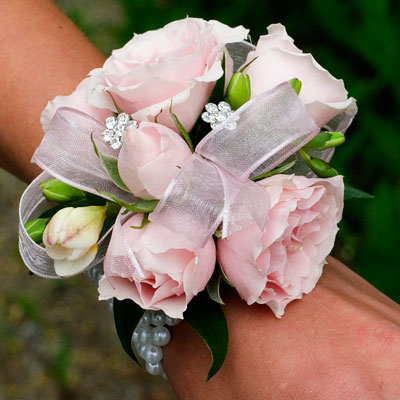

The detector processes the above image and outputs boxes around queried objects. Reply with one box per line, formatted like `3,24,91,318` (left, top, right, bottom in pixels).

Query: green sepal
24,218,50,243
289,78,302,95
169,103,194,152
98,190,158,213
130,213,150,229
304,131,345,150
91,135,131,192
39,179,86,203
154,109,163,124
106,91,124,114
206,264,225,305
113,298,144,366
184,290,228,381
251,160,296,182
298,148,339,178
344,184,374,200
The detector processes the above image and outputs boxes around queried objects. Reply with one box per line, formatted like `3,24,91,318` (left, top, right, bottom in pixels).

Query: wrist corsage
19,18,370,380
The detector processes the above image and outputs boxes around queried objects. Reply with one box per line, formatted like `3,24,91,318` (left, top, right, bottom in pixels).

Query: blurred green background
1,0,399,398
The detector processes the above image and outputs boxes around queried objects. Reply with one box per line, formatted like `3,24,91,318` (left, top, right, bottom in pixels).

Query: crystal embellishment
201,101,239,131
102,113,138,149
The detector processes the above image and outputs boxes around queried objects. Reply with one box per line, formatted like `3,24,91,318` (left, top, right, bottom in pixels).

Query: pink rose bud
118,121,192,199
218,174,344,318
242,24,356,127
43,206,106,277
99,214,216,319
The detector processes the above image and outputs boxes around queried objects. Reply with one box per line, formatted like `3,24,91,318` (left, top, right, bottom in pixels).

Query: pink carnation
98,214,216,318
218,174,344,317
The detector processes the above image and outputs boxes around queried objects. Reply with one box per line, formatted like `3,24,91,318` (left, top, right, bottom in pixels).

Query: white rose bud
43,206,106,277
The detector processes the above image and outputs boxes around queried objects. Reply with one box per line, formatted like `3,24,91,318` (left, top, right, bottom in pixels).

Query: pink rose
217,174,344,318
40,78,111,131
98,214,216,318
244,24,356,127
118,121,192,199
86,18,248,132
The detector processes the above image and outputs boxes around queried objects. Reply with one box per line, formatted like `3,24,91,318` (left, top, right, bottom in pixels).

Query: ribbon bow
150,82,319,247
18,82,318,278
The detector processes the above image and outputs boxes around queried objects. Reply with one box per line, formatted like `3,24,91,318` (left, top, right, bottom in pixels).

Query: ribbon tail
32,107,134,202
218,170,270,238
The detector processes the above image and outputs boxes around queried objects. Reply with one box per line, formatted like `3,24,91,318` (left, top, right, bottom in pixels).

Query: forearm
163,257,400,399
0,0,105,182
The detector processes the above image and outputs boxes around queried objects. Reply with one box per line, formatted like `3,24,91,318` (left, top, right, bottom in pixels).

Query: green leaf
184,290,228,381
251,160,296,181
206,265,225,305
24,218,50,243
344,184,374,200
113,298,144,366
91,135,131,192
298,148,339,178
98,190,158,213
105,200,122,218
169,103,194,152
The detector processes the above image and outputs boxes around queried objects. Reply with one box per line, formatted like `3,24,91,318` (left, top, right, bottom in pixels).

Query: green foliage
91,135,131,192
24,218,50,244
113,298,144,366
184,290,228,381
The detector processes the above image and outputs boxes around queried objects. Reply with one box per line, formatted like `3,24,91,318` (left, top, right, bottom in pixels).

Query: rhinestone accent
102,112,138,149
201,101,239,131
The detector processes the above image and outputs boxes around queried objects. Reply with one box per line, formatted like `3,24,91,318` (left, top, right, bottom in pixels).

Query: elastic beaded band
132,310,181,378
85,264,181,378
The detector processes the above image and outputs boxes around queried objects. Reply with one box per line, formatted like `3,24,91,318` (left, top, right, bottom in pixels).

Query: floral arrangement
19,18,369,380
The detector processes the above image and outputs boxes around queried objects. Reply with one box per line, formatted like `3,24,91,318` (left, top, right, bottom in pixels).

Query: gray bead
145,361,163,376
165,316,181,326
131,330,140,344
138,325,153,344
140,311,153,325
137,343,148,359
143,344,163,364
152,326,171,346
151,311,165,327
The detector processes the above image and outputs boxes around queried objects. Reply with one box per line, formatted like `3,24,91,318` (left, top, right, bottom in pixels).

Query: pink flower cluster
42,18,348,319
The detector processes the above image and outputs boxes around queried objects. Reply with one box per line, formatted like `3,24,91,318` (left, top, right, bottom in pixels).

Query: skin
1,1,400,398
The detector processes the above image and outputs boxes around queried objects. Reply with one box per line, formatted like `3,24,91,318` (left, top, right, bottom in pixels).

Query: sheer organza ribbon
150,82,319,247
19,82,319,277
18,108,135,279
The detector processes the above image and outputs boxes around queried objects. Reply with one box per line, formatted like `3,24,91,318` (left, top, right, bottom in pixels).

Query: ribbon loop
32,107,134,203
151,82,319,247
